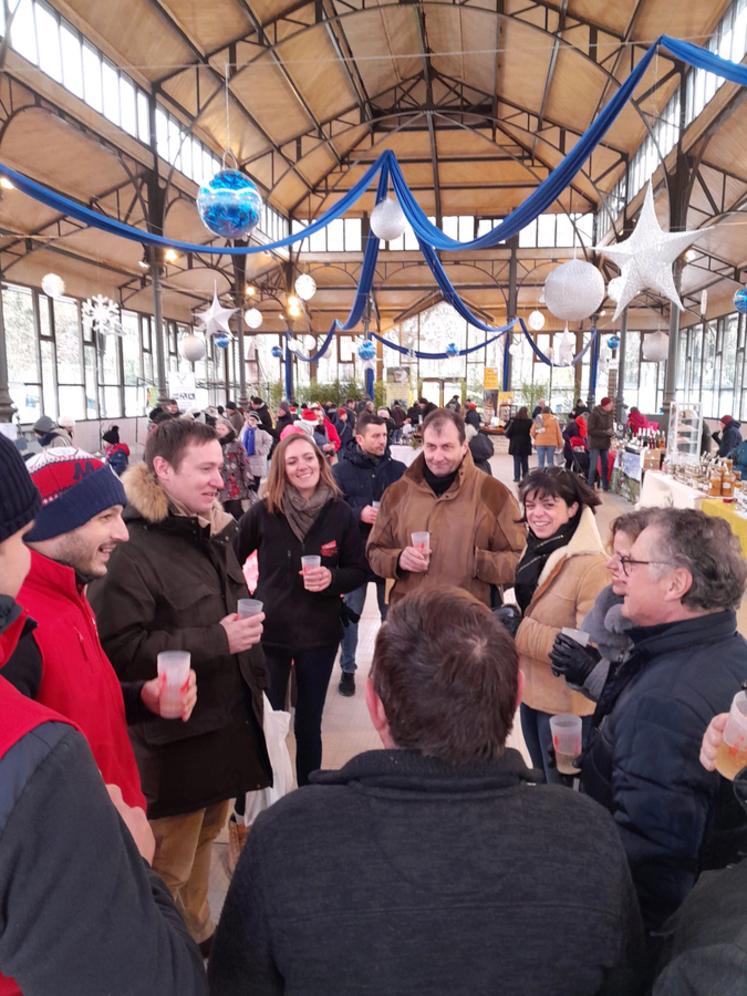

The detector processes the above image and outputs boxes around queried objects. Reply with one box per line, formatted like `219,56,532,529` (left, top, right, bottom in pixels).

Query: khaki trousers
150,799,230,943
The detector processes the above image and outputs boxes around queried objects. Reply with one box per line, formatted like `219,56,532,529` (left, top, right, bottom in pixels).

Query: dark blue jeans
520,703,591,785
266,645,337,786
512,454,529,482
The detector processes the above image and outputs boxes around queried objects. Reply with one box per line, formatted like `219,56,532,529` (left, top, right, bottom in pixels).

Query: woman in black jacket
504,406,533,482
236,434,367,785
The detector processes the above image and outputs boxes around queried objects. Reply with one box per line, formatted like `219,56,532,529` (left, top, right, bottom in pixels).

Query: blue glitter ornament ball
734,288,747,314
358,340,376,361
214,332,231,349
607,335,620,350
446,342,459,357
271,345,283,358
197,169,263,239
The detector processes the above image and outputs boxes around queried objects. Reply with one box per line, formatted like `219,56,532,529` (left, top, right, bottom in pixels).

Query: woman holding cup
512,468,608,783
236,434,367,785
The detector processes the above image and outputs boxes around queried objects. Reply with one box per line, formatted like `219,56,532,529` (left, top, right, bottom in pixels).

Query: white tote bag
243,692,295,826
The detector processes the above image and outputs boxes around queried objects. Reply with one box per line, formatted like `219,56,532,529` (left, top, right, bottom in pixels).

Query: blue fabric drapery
2,35,747,260
517,319,598,367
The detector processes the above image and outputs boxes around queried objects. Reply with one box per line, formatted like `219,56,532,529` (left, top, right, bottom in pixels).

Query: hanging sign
484,367,500,390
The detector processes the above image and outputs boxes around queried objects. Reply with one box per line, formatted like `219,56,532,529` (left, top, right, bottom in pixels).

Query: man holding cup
368,408,524,606
332,412,406,695
3,447,196,814
90,419,271,955
580,508,747,932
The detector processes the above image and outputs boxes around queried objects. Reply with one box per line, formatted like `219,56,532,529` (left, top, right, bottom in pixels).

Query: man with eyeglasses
580,508,747,936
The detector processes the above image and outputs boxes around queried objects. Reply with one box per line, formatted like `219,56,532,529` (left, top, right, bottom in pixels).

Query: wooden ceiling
0,0,743,337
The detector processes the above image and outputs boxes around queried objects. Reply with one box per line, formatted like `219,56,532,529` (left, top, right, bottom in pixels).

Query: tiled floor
209,448,636,922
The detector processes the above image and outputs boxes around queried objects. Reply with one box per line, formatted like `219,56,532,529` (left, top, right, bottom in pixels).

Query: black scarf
514,513,580,613
423,462,459,496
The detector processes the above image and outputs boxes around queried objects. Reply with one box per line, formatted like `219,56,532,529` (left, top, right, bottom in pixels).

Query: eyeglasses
618,555,674,577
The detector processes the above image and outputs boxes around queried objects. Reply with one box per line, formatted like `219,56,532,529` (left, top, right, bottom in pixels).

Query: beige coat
367,450,525,606
515,506,608,716
530,413,563,449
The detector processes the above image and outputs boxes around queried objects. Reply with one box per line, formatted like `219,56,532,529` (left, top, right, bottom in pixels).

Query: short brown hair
355,412,386,435
371,587,518,763
422,407,466,443
264,433,340,514
144,417,217,472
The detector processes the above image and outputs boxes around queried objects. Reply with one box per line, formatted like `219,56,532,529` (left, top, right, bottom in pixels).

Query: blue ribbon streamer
369,321,515,359
2,35,746,258
517,319,598,367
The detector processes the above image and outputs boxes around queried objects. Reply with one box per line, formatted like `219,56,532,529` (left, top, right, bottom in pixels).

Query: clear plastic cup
157,651,190,718
301,555,321,574
550,713,583,776
715,691,747,780
411,531,430,555
561,627,590,647
237,598,263,618
372,501,381,510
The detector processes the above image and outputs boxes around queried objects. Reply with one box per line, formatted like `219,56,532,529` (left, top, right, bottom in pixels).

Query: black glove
493,604,521,638
549,633,601,687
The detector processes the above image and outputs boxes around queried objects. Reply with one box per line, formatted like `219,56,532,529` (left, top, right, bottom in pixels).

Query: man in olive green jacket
367,409,525,606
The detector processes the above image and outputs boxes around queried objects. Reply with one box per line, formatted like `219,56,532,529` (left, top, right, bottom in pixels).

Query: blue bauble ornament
734,288,747,314
271,345,283,358
607,335,620,350
197,169,263,239
445,342,459,357
358,340,376,361
214,332,230,349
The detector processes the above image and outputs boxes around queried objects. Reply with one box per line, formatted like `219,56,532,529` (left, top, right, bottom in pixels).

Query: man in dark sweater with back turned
209,586,644,995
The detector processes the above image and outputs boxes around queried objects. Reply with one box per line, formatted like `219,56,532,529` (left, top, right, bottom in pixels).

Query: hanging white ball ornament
642,331,669,362
527,309,545,332
543,260,605,322
294,273,317,301
180,334,206,363
41,272,65,299
370,197,407,242
244,307,263,330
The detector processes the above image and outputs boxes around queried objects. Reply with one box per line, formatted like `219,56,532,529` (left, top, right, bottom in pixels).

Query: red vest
0,676,75,996
16,551,146,810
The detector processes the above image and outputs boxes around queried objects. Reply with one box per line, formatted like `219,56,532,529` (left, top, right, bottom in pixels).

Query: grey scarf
282,484,332,542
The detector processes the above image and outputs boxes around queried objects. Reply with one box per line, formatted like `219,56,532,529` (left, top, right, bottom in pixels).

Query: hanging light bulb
286,295,303,320
245,284,257,298
164,248,179,264
294,273,317,301
527,310,545,332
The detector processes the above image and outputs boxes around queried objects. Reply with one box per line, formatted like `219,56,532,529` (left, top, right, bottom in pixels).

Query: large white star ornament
195,289,237,336
594,182,710,320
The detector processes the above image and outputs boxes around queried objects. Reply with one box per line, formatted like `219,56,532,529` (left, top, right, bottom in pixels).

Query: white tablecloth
390,444,421,467
638,470,702,510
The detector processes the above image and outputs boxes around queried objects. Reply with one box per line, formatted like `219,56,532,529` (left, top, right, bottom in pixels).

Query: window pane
101,385,121,418
326,217,344,251
35,4,62,81
137,91,150,144
121,312,141,385
102,61,120,125
344,217,361,251
84,345,98,417
82,43,102,111
53,298,83,384
58,384,85,419
537,214,556,247
41,339,57,419
60,24,83,97
156,108,168,159
11,0,37,64
5,286,41,422
119,76,137,136
99,331,120,383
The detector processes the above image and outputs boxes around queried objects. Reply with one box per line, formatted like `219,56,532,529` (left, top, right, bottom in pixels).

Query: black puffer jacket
581,610,747,931
89,464,271,820
504,416,533,457
236,497,367,652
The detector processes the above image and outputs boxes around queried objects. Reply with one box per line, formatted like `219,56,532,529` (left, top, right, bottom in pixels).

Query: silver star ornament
594,182,709,320
195,288,237,336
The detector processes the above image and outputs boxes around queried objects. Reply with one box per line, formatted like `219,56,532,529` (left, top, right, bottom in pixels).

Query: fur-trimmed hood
537,505,605,587
122,462,170,523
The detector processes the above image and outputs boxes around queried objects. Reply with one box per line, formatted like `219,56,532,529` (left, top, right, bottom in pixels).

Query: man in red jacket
3,447,196,810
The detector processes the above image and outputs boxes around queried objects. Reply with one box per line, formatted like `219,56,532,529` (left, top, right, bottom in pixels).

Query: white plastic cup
715,691,747,780
550,713,583,776
411,531,430,555
561,627,590,647
237,598,263,618
157,651,190,718
372,501,381,510
301,555,321,574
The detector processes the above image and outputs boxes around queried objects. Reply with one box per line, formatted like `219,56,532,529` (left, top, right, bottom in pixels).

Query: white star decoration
594,182,709,320
195,288,237,336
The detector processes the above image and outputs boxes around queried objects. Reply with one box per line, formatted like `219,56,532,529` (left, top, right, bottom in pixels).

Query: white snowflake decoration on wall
82,294,123,336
